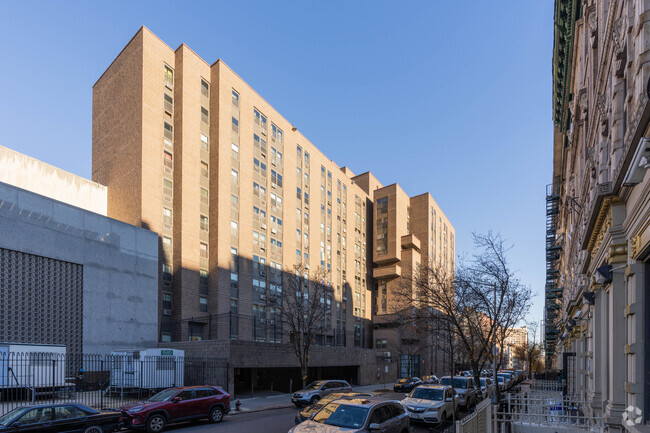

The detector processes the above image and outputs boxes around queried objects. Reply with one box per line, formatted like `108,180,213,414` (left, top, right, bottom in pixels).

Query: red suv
120,385,230,432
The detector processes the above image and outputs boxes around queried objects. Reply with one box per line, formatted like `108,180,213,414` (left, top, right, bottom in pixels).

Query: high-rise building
92,27,454,389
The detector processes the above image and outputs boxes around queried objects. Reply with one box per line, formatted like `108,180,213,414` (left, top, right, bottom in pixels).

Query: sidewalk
228,384,392,415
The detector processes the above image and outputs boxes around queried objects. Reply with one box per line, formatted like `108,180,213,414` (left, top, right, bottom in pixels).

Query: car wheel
310,395,320,404
209,406,224,423
83,426,104,433
146,414,167,433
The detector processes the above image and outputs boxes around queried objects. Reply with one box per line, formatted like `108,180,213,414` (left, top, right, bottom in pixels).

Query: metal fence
0,352,228,413
456,397,492,433
492,381,604,433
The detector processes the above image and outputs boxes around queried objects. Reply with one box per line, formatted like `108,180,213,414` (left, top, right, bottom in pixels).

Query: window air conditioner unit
260,294,266,300
260,247,266,252
271,229,277,234
163,309,172,316
261,129,266,135
383,352,391,358
261,224,267,230
260,271,267,277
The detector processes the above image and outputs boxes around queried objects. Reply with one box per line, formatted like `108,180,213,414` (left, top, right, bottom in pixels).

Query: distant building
91,26,455,389
0,145,158,355
504,326,527,369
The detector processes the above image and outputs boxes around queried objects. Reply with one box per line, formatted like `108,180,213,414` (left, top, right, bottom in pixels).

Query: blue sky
0,1,553,328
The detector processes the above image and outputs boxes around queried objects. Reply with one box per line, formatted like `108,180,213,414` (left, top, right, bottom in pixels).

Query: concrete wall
0,145,107,216
0,181,159,354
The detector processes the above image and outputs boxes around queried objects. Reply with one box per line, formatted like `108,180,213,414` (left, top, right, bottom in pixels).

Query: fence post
52,358,56,404
100,358,104,409
202,361,206,385
139,360,143,401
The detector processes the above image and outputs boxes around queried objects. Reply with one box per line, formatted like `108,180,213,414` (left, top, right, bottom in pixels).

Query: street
121,392,464,433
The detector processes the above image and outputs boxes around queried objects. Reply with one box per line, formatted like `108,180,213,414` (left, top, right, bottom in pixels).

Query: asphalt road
122,392,464,433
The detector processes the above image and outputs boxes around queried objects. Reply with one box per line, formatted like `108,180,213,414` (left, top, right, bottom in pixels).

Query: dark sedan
393,377,422,392
0,403,122,433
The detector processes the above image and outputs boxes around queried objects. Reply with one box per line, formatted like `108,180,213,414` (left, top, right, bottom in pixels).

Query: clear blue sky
0,1,553,329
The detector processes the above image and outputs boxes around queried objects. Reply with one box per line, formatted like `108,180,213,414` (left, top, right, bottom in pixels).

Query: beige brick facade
92,27,454,377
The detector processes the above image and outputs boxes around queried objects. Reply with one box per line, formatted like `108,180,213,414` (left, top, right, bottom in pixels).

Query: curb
227,404,295,416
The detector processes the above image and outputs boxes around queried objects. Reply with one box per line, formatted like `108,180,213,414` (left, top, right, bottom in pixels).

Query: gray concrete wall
0,181,158,354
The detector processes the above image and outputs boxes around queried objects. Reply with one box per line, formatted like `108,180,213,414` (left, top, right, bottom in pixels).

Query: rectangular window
232,117,239,134
200,188,209,205
199,296,208,312
200,133,209,151
305,152,310,166
201,161,209,178
201,79,209,97
232,142,239,160
297,187,302,200
163,179,173,198
162,236,172,251
199,269,208,294
163,151,173,170
232,89,239,107
376,197,388,254
201,107,209,124
200,215,209,231
164,65,174,87
163,122,173,141
200,242,208,258
162,293,172,311
163,207,172,226
231,169,239,184
164,93,173,113
271,124,283,143
231,221,238,237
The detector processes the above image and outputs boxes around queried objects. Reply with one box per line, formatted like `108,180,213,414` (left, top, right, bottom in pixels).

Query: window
163,151,173,171
164,93,173,113
201,188,209,205
304,152,310,166
297,187,302,200
231,169,239,184
162,236,172,251
232,142,239,159
201,79,209,97
231,194,238,209
231,221,238,237
200,215,208,231
232,89,239,107
201,107,209,124
376,339,387,349
200,133,209,151
271,170,283,187
201,161,209,178
376,197,388,254
297,145,302,161
162,293,172,312
199,296,208,312
163,121,173,141
199,269,208,293
254,109,267,130
164,65,173,86
304,192,309,205
200,242,208,258
232,117,239,134
271,124,283,143
163,207,172,225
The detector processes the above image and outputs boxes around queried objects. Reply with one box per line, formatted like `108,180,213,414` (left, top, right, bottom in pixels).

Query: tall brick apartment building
92,26,454,391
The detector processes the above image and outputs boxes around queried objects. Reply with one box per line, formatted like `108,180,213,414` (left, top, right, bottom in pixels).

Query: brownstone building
92,26,454,388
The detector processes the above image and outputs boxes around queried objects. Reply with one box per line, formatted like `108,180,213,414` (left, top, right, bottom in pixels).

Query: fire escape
545,182,562,366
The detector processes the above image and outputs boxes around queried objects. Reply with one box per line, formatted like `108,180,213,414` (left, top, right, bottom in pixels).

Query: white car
439,376,477,409
479,378,494,399
401,385,458,424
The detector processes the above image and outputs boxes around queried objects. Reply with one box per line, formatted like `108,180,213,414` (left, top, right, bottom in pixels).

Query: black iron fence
0,352,228,412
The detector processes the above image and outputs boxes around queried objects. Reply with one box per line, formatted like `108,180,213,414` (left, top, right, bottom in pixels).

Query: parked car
495,375,506,391
479,378,494,399
120,385,230,432
288,397,409,433
496,373,512,390
460,370,473,377
0,403,122,433
401,385,458,424
292,380,353,407
515,370,526,382
294,392,375,424
439,376,477,409
420,375,439,384
393,377,422,392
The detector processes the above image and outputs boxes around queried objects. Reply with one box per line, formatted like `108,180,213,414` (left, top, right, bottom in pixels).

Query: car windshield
440,378,468,389
0,408,27,426
304,381,325,391
480,379,489,386
147,388,179,402
409,388,444,401
497,377,504,383
312,402,369,429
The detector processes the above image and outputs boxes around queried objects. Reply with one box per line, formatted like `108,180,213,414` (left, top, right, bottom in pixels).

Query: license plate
411,414,420,419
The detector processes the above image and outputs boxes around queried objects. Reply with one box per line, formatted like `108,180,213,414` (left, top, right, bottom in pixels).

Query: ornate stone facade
549,0,650,430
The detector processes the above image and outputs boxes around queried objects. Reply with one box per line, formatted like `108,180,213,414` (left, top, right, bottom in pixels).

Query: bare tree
512,322,545,377
272,264,331,388
396,232,532,403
